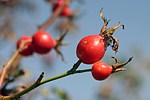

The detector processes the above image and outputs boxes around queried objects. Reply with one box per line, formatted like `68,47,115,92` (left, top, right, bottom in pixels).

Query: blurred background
0,0,150,100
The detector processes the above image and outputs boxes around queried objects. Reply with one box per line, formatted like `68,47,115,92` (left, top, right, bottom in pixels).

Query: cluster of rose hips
76,34,109,80
17,8,132,82
76,9,132,81
17,0,73,57
17,31,56,56
76,33,114,81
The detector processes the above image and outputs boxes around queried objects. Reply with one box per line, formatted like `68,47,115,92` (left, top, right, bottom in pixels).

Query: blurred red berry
91,61,112,80
60,6,72,17
32,31,56,54
76,34,105,64
52,0,72,17
17,36,33,56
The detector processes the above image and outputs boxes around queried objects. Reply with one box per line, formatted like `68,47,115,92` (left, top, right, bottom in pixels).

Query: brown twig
0,50,20,88
7,54,22,77
38,0,70,31
0,39,31,89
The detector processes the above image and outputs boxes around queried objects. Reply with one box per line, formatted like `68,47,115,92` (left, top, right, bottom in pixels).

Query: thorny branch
0,56,132,100
0,60,83,100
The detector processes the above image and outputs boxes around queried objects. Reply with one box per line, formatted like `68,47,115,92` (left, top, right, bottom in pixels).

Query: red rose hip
17,36,33,56
60,6,71,17
52,0,71,17
76,34,105,64
32,31,56,54
91,61,112,80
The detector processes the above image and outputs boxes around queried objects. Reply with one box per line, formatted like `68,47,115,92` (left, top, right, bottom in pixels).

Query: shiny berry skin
76,34,105,64
91,62,112,80
17,36,33,56
32,31,56,54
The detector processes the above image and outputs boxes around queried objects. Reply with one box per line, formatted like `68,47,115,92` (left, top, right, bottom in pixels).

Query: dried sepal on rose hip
76,9,125,64
111,56,133,73
99,9,124,53
32,31,56,54
54,30,68,61
91,57,133,81
17,36,34,56
76,34,105,64
32,30,68,60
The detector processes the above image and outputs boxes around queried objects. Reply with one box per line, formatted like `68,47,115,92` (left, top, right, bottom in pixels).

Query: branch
0,50,20,88
0,39,31,89
0,67,91,100
68,59,82,74
38,0,70,31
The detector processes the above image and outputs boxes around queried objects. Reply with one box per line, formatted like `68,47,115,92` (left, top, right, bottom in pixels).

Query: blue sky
35,1,150,100
1,0,150,100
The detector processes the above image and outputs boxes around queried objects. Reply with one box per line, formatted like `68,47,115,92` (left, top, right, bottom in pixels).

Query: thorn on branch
68,59,82,74
35,72,44,85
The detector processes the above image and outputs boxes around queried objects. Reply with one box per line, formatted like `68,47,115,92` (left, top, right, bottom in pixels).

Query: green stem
0,64,91,100
41,68,91,85
68,59,82,74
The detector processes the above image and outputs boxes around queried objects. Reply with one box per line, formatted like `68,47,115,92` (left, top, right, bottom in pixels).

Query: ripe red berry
32,31,56,54
91,62,112,80
17,36,33,56
76,34,105,64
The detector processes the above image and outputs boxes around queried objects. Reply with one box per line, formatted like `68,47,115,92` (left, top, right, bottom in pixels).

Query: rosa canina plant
0,6,132,100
